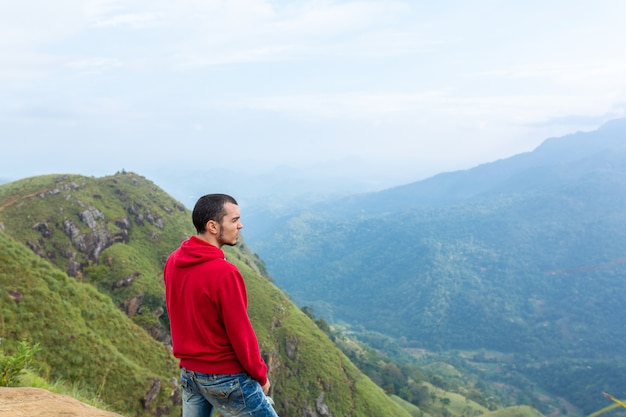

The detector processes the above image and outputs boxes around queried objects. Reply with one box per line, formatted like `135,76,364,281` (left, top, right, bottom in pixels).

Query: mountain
242,118,626,416
0,172,415,417
302,117,626,216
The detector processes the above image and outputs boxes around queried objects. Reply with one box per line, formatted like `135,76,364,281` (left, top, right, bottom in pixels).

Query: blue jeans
180,368,279,417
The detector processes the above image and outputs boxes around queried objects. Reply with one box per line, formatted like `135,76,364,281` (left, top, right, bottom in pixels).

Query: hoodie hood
172,236,225,267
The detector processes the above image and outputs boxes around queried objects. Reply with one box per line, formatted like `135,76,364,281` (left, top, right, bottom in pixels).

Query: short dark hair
192,194,238,233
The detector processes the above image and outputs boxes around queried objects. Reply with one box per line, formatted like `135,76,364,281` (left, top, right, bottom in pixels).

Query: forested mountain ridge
0,172,416,417
243,118,626,416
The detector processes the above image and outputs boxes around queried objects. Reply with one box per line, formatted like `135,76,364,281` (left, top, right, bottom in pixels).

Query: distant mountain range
303,117,626,215
241,118,626,415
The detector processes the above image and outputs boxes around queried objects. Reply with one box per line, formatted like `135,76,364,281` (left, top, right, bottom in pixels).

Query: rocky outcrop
141,378,161,409
79,206,105,229
315,392,334,417
66,257,82,278
62,205,112,262
7,289,23,302
59,206,128,265
32,221,53,237
127,202,164,229
123,293,144,317
112,272,141,289
0,387,124,417
114,216,131,230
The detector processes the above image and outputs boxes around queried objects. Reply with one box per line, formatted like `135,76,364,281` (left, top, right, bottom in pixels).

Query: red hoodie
164,236,268,385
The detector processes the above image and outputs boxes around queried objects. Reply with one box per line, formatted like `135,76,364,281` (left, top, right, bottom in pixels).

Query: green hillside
481,406,544,417
0,229,180,415
0,172,418,417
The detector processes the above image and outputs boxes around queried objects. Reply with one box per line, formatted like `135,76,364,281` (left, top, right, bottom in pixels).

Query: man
164,194,278,417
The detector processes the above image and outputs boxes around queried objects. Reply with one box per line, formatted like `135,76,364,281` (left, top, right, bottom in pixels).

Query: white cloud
83,0,162,28
93,12,160,28
166,0,417,67
2,0,626,184
65,57,124,73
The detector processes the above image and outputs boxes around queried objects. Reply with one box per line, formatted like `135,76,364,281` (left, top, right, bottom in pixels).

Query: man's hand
262,379,271,395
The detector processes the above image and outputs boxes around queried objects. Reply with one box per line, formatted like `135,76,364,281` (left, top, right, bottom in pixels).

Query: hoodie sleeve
216,266,268,385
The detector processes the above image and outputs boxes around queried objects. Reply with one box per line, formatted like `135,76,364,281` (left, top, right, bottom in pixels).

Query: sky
2,0,626,193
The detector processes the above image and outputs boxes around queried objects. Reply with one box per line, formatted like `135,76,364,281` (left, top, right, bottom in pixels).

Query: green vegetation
481,406,544,417
303,307,499,417
0,228,181,416
0,339,41,386
0,172,424,417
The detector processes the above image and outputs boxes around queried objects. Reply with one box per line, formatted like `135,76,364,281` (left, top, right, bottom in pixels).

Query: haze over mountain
240,118,626,416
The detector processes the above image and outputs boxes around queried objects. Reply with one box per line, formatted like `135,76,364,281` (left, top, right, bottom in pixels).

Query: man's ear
206,220,219,234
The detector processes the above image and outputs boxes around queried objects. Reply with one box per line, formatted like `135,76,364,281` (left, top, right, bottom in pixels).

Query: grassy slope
0,230,180,416
0,172,414,417
481,406,545,417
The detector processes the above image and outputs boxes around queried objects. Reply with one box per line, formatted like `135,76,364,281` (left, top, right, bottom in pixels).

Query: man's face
216,202,243,247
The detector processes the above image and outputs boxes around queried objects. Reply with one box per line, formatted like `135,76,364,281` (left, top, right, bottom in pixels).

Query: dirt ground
0,387,125,417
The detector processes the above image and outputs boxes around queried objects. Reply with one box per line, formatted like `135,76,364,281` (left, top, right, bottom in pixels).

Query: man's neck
196,232,222,248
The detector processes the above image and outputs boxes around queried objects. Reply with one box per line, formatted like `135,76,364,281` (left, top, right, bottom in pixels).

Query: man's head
192,194,242,247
